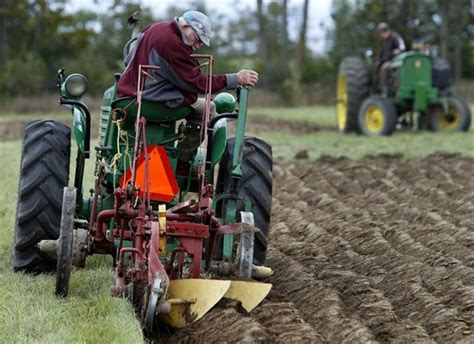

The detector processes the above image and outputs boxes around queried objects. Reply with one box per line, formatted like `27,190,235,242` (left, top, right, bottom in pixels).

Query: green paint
111,97,192,122
72,107,85,153
391,52,438,111
223,198,237,259
211,121,227,167
232,87,250,177
214,92,236,114
414,83,427,111
72,107,86,209
99,85,115,145
79,196,115,221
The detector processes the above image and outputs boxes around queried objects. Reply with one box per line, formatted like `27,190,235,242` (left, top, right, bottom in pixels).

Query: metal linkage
190,54,214,198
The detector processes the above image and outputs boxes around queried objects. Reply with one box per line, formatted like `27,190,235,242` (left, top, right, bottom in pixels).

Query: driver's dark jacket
379,32,405,64
117,19,238,108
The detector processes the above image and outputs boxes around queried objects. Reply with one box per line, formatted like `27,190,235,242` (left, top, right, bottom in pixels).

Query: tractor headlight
63,74,88,98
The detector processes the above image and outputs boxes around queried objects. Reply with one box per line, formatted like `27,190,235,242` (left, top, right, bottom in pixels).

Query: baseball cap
376,22,389,32
182,11,211,46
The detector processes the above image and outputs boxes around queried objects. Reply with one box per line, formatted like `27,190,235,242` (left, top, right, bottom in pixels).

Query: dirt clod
295,149,309,160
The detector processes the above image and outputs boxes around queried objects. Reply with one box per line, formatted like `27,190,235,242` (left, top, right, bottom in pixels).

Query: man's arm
162,42,258,93
392,33,405,56
165,46,235,93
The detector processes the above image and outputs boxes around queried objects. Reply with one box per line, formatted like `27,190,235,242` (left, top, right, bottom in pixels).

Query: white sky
67,0,333,54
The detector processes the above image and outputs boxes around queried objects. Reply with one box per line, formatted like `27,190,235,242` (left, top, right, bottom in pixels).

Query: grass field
0,105,473,342
0,141,144,343
249,105,474,160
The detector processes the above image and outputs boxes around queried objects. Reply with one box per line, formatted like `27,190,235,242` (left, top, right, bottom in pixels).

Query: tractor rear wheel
358,95,397,136
337,57,370,133
12,120,71,273
216,137,273,265
429,96,471,132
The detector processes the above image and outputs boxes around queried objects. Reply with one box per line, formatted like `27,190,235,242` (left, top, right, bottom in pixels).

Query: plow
12,54,273,335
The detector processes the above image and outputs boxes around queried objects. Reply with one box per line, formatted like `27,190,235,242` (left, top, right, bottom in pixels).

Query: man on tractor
117,10,259,169
376,22,405,96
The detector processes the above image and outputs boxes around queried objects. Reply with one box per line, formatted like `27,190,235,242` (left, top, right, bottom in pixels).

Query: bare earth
171,154,474,343
0,117,324,141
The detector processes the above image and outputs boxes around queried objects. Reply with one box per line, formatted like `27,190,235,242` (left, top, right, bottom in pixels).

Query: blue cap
182,11,211,46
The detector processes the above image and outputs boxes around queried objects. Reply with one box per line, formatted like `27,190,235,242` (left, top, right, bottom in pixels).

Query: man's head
178,11,211,50
376,22,391,39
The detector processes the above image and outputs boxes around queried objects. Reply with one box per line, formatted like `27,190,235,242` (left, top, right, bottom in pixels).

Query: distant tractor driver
376,22,405,95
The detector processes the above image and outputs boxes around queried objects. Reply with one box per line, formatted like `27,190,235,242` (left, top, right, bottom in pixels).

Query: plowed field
171,154,474,343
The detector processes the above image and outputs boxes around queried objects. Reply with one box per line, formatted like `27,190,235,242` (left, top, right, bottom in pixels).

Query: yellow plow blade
224,281,272,312
159,279,231,328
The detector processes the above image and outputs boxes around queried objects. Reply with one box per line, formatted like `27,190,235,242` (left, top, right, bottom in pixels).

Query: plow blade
159,279,231,328
224,281,272,312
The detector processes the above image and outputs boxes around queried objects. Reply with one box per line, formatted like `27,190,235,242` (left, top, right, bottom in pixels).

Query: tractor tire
11,120,71,273
358,95,397,136
216,137,273,265
429,96,472,132
432,58,452,92
337,57,370,133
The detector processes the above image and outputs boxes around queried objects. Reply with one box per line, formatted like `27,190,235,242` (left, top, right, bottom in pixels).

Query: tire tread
217,136,273,265
12,120,70,273
338,57,370,132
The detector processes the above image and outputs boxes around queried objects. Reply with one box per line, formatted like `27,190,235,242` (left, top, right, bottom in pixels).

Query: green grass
251,106,336,128
0,141,144,343
0,112,70,123
248,104,474,161
254,130,474,161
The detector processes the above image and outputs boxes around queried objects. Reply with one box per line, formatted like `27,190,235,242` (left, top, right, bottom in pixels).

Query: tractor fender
72,106,86,154
211,118,227,168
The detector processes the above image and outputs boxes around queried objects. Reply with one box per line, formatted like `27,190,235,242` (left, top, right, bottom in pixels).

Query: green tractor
11,56,273,333
336,50,471,135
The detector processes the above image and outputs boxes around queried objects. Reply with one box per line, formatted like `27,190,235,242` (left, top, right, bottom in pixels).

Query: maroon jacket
117,19,238,108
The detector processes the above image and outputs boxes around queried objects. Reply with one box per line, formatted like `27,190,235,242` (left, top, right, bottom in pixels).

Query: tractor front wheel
429,96,472,132
216,137,273,265
358,96,397,136
11,120,71,273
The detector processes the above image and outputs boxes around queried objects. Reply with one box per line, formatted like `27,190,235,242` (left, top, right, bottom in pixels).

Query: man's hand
393,49,401,55
237,70,259,86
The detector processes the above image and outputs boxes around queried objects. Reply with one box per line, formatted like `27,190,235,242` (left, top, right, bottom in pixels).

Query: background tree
0,0,472,105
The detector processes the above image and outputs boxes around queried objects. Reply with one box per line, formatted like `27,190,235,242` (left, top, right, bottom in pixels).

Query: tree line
0,0,472,104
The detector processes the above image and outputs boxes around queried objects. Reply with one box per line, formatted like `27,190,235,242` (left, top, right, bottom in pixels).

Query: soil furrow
165,154,474,343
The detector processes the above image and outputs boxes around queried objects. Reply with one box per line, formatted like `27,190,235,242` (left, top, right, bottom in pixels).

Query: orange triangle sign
121,145,179,202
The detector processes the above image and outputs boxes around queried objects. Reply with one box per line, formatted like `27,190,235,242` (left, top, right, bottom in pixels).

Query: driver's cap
376,22,389,32
182,11,211,46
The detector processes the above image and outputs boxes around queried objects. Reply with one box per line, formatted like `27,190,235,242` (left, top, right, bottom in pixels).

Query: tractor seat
111,97,194,122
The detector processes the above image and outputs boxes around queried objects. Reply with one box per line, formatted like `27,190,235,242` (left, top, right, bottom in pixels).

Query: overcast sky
68,0,333,54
